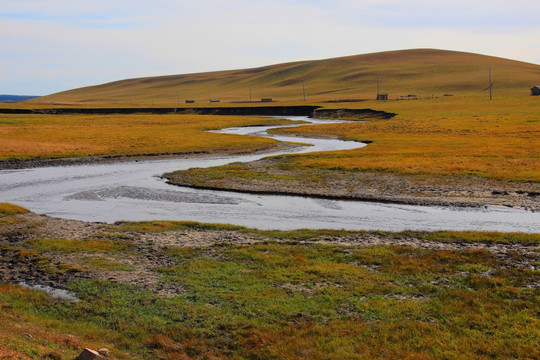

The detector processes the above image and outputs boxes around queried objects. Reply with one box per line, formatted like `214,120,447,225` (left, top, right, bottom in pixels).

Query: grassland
0,113,296,162
0,209,539,359
25,49,540,106
285,96,540,181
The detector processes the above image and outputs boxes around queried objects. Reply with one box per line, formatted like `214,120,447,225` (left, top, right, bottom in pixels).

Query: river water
0,116,538,232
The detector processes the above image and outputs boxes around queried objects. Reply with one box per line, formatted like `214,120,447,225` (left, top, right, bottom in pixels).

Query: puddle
19,282,79,302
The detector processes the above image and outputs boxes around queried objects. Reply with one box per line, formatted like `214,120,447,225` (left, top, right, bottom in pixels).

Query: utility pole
301,80,306,101
177,91,180,106
208,90,211,104
377,75,380,99
489,67,493,101
151,95,154,107
249,86,252,103
482,67,494,100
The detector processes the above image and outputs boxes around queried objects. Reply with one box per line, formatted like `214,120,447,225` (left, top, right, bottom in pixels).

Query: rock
44,352,62,360
75,348,109,360
98,348,111,357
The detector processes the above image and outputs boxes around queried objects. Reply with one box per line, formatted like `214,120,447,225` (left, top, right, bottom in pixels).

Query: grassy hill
30,49,540,106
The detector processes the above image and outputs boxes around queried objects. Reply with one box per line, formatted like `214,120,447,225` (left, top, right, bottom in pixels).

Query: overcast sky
1,0,539,95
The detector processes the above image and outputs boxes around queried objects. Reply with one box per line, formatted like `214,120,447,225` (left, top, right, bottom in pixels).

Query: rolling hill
30,49,540,106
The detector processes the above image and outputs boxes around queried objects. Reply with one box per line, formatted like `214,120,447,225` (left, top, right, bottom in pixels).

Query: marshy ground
0,205,539,359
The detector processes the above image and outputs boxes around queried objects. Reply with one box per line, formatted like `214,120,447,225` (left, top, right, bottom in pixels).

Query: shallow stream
0,116,538,232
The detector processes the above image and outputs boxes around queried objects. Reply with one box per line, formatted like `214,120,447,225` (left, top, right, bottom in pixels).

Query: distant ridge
0,95,39,103
31,49,540,105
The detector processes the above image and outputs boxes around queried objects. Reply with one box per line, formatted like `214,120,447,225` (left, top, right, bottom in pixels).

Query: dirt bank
0,142,299,170
0,105,320,116
0,106,396,120
164,158,540,211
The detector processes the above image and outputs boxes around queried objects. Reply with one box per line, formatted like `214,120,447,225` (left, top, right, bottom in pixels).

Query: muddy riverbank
0,142,299,170
165,158,540,211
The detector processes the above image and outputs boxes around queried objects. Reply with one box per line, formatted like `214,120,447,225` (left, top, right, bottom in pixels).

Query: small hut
531,86,540,96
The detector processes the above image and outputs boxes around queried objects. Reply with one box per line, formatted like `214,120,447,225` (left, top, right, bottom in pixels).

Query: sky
1,0,539,95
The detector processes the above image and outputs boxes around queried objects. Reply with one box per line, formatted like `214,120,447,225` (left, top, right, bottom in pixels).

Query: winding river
0,116,538,232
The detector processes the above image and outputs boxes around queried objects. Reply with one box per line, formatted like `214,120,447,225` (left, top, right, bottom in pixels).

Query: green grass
24,238,134,253
1,242,538,359
113,220,540,245
113,220,245,233
1,206,538,358
406,230,540,244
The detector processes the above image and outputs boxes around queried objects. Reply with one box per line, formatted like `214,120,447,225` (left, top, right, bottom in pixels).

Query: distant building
531,86,540,96
376,93,388,100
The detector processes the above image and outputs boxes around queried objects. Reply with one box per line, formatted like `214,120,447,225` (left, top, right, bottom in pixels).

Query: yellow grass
0,114,293,160
272,96,540,182
0,203,29,217
26,49,540,106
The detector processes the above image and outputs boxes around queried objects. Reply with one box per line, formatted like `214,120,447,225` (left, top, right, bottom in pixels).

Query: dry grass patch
0,203,29,217
0,113,295,160
270,96,540,182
